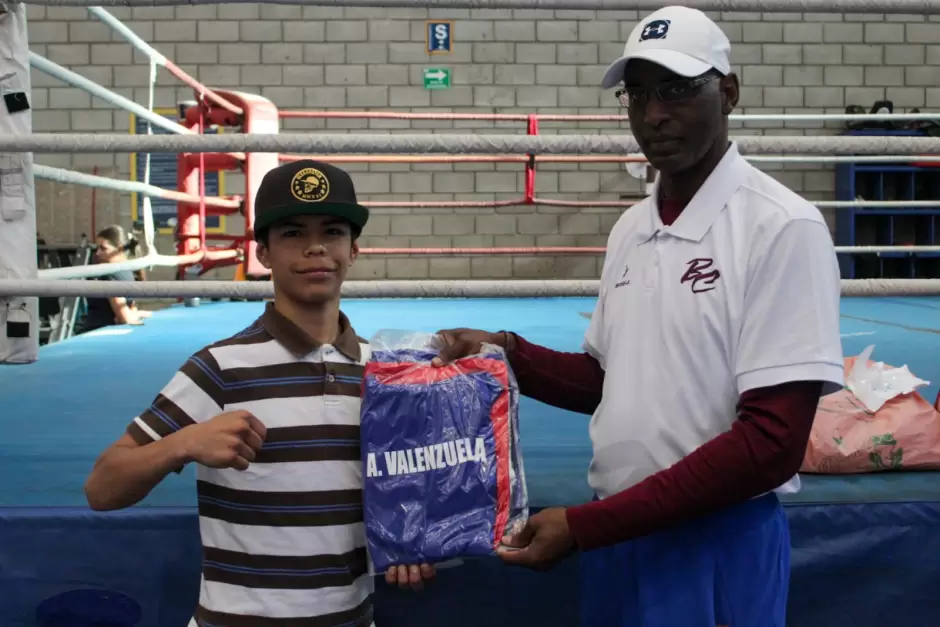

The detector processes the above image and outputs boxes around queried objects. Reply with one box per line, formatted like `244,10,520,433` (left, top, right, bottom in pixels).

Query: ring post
0,4,39,364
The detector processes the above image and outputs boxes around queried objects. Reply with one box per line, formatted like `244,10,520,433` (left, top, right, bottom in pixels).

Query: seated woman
74,225,148,334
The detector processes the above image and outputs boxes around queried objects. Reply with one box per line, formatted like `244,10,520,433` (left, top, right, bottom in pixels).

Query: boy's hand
385,563,436,591
179,410,267,471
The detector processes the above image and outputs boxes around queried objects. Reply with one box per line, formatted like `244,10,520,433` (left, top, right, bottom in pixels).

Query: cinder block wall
25,6,940,280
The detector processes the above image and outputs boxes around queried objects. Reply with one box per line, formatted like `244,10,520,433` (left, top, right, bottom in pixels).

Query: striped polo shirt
127,302,374,627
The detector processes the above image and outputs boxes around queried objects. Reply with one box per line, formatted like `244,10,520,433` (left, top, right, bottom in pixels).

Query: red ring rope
174,108,650,278
279,154,648,164
278,110,628,123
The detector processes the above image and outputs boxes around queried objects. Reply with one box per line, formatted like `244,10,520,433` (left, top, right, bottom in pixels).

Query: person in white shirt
434,7,844,627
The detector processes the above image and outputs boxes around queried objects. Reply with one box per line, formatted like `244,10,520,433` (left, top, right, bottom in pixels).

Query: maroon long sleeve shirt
503,197,824,551
506,332,822,551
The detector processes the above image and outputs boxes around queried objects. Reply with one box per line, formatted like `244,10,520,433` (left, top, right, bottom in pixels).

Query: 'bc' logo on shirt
681,258,720,293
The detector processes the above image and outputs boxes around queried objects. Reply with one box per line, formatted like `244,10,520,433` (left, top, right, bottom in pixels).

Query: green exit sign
423,68,451,90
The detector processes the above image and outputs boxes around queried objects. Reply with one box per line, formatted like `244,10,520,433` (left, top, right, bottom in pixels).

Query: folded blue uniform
360,334,528,572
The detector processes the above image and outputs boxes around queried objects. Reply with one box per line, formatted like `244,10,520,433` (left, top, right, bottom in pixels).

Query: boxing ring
3,1,940,625
1,297,939,627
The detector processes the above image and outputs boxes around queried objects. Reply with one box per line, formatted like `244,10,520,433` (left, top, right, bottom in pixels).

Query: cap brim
600,49,714,88
254,202,370,235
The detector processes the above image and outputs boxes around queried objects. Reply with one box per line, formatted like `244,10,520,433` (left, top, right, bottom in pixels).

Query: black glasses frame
615,73,720,107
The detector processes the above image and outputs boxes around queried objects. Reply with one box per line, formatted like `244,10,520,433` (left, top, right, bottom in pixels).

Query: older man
434,6,843,627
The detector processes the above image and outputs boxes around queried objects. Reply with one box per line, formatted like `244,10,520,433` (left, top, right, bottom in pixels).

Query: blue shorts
579,493,790,627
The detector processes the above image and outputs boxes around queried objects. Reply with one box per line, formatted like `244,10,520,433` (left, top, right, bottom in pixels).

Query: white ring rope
86,7,243,116
38,251,199,280
141,58,158,252
289,110,940,123
33,164,236,210
36,246,940,281
35,53,235,287
31,243,940,280
9,0,940,14
747,156,940,164
30,163,940,211
31,246,940,280
28,53,190,137
735,114,940,122
836,247,940,253
2,279,939,299
817,200,940,207
88,7,167,66
4,134,940,155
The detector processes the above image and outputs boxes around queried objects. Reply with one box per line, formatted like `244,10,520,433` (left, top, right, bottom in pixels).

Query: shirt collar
260,302,362,362
639,141,750,243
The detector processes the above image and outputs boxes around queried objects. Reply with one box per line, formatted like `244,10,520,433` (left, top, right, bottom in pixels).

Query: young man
434,7,843,627
85,160,433,627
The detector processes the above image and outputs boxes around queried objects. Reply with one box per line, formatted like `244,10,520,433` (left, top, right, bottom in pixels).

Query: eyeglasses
615,73,719,107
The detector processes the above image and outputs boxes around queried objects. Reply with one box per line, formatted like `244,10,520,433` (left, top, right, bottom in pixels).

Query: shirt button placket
645,237,660,290
325,347,336,386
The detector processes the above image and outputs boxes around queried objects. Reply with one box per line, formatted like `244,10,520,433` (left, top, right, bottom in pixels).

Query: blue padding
3,498,940,627
787,501,940,626
36,588,142,627
0,508,201,627
3,297,940,508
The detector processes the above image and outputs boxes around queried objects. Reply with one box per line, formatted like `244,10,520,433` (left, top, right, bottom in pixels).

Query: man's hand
385,563,437,591
179,410,267,471
496,508,577,571
432,328,508,367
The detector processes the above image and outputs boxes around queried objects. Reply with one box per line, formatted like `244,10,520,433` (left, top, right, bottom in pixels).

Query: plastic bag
360,330,529,572
845,345,930,412
801,349,940,474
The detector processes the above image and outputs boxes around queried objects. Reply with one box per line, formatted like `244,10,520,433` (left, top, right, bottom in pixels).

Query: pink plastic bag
801,356,940,474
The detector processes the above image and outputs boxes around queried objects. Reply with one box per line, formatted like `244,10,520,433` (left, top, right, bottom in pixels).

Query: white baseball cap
600,6,731,89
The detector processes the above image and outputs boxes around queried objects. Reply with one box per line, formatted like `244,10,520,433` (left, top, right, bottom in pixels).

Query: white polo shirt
583,142,844,500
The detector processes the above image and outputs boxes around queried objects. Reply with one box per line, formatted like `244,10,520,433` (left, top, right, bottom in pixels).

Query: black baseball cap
253,160,370,238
